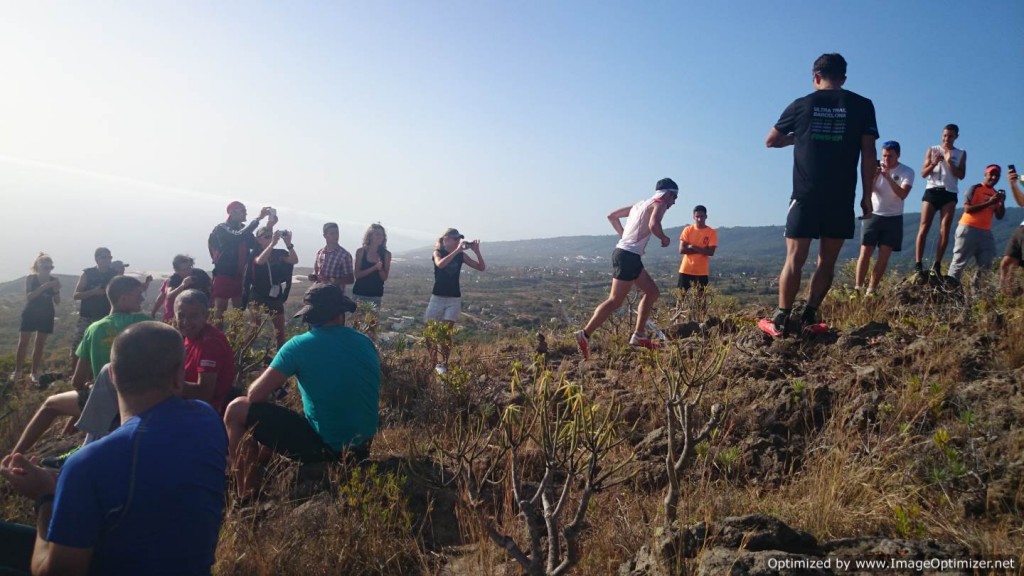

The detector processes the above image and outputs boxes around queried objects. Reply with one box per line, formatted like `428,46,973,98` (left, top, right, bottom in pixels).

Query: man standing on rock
574,178,679,359
854,140,914,296
765,53,878,334
208,201,276,319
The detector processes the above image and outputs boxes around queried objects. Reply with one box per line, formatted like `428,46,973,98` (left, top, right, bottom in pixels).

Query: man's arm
648,203,671,247
1009,169,1024,207
882,171,913,200
247,367,289,403
607,206,631,236
71,358,92,392
765,128,795,148
860,135,878,217
951,150,967,180
962,186,1002,214
183,372,219,404
338,251,355,286
72,273,102,301
921,147,940,178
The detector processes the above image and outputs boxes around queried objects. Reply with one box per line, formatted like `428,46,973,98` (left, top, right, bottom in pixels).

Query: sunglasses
40,264,54,270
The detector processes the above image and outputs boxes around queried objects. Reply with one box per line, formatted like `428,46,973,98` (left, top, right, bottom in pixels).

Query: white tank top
616,197,659,256
924,145,965,194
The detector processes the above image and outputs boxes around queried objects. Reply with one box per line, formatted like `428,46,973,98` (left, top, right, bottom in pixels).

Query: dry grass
1,280,1023,574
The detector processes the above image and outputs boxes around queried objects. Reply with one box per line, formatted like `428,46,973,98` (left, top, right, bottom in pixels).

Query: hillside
407,207,1024,274
1,274,1020,575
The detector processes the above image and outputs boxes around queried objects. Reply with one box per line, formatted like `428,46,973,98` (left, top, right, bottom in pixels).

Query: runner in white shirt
574,178,679,359
855,140,915,295
915,124,967,276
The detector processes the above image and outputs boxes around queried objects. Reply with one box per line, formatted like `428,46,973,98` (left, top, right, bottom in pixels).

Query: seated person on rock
224,282,380,500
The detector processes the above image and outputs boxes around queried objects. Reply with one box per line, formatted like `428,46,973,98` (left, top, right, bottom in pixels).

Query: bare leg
915,202,937,265
224,398,263,499
1001,256,1020,296
631,270,661,335
869,246,894,291
14,332,31,378
855,245,874,287
213,298,229,321
583,279,633,335
272,313,286,348
11,391,82,454
30,333,50,378
935,203,956,269
807,238,846,308
440,320,454,365
779,238,812,309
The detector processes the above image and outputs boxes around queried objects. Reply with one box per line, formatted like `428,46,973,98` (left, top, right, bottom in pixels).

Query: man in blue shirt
224,282,381,499
0,322,227,576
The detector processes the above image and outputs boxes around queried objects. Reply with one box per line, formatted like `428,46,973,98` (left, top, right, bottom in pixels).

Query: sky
1,0,1022,280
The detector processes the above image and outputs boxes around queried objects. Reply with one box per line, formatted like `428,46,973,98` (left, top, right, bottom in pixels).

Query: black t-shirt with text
774,88,878,203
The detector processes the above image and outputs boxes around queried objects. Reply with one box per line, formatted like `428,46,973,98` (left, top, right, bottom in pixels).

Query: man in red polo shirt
208,201,276,319
175,289,236,414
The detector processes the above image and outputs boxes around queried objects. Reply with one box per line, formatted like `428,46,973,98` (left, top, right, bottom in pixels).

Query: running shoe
629,334,659,350
771,308,789,334
800,306,818,326
434,363,448,375
29,374,40,385
574,330,590,360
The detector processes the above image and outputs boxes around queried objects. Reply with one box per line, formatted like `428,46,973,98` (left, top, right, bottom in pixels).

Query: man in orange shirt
678,205,718,299
947,165,1006,291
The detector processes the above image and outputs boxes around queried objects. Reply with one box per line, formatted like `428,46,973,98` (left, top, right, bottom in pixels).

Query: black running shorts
922,187,958,210
785,198,855,239
611,248,644,281
677,273,709,290
861,214,903,251
246,402,370,463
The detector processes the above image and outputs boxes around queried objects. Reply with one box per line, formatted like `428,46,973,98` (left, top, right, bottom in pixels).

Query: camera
460,241,469,250
269,207,277,219
279,229,291,237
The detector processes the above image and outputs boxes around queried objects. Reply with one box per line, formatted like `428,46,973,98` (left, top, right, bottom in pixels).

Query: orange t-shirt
959,184,999,231
678,225,717,276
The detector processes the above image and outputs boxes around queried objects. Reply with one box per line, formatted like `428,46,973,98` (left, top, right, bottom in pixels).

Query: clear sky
2,1,1022,280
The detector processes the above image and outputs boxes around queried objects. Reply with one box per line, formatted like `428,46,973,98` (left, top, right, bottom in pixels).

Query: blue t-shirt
48,397,227,576
270,325,380,451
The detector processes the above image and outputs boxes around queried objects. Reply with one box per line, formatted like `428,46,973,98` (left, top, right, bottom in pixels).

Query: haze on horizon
2,1,1022,281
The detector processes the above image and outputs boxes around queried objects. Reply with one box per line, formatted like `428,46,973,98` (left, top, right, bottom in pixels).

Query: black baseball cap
293,283,357,325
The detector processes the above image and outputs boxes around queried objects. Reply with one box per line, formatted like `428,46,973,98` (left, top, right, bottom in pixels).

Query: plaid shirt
314,245,353,283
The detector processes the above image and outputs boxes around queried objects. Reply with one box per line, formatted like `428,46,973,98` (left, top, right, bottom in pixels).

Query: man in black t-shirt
765,53,878,333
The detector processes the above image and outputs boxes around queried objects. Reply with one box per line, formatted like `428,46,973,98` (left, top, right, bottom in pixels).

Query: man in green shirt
9,276,150,456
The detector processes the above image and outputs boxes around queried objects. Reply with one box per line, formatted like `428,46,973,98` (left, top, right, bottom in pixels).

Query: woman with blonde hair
13,253,61,383
352,223,392,309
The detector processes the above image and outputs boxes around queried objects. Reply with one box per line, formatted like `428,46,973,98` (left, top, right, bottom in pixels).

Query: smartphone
1009,164,1017,172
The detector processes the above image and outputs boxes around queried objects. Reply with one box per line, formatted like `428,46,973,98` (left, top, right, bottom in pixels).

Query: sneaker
628,333,659,350
800,306,818,326
434,363,448,375
574,330,590,360
771,308,789,333
914,261,923,273
41,446,81,470
8,371,20,383
931,263,943,277
37,373,62,389
29,374,40,385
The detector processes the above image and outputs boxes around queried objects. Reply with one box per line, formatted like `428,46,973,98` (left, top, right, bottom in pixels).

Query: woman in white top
914,123,967,276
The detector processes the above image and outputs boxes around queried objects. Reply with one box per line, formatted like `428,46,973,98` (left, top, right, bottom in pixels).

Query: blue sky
1,1,1022,279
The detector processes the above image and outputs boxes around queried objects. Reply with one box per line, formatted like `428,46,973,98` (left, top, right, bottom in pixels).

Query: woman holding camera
425,227,485,374
246,226,298,347
13,253,61,383
352,223,392,309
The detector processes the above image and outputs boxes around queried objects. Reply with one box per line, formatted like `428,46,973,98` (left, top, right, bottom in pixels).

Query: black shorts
861,214,903,251
245,402,370,463
611,248,644,281
785,198,855,239
251,298,285,315
677,274,709,290
1005,226,1024,263
922,187,958,210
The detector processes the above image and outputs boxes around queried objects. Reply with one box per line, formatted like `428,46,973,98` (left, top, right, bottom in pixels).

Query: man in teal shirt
224,283,380,499
10,276,151,456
